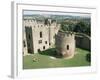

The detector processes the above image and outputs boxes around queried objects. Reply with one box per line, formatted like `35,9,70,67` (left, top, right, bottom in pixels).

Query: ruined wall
75,35,90,51
49,22,60,48
25,27,34,53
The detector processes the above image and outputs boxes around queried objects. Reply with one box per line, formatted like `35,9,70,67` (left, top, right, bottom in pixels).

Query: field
23,48,90,69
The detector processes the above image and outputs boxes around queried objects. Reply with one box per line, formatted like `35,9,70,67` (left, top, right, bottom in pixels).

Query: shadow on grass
39,48,62,58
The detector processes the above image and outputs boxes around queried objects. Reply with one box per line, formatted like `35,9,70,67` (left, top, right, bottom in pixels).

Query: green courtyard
23,48,91,69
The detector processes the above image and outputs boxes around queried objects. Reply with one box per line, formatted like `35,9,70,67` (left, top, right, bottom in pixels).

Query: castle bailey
23,16,89,59
55,31,75,58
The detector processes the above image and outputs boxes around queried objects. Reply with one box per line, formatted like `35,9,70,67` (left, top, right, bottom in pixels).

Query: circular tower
55,31,75,58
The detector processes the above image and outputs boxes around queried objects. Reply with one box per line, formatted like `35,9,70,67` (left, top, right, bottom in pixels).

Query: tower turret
55,31,75,58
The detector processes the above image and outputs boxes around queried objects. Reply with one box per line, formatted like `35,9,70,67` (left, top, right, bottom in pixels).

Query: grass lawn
23,48,91,69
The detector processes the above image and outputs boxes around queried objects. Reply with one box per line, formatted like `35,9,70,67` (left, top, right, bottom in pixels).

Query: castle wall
23,27,28,55
49,24,60,47
25,27,34,53
32,25,50,53
75,35,90,50
49,25,56,47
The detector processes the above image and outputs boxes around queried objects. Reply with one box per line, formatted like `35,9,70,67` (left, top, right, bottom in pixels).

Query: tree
74,21,90,36
61,23,68,31
60,20,90,36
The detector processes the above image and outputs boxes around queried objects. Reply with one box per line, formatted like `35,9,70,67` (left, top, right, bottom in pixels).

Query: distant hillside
23,14,90,21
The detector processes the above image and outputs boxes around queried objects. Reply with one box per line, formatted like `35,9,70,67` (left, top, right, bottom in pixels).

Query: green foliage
74,21,90,36
60,21,90,36
61,23,74,31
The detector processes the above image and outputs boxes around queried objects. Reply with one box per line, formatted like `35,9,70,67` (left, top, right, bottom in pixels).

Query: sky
23,10,91,18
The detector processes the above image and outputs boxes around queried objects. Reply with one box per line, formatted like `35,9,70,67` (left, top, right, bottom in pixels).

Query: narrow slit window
67,45,69,50
45,41,47,44
40,31,42,38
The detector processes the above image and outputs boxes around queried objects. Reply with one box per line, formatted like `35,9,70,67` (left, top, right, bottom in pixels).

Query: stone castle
23,17,60,55
23,16,76,58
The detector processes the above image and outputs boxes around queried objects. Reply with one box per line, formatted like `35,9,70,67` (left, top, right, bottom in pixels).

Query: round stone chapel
55,31,75,58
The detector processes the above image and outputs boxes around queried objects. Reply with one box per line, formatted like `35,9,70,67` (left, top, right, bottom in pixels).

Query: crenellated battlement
57,30,75,39
24,18,58,25
23,18,60,32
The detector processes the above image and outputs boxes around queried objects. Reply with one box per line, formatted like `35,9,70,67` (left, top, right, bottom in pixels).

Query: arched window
40,31,42,38
67,45,69,50
43,46,45,50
